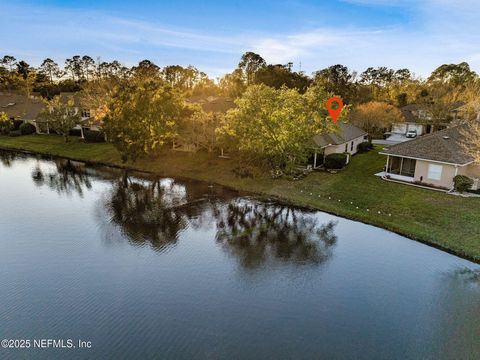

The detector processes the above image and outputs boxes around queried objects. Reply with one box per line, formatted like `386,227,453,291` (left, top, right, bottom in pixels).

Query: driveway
373,133,414,146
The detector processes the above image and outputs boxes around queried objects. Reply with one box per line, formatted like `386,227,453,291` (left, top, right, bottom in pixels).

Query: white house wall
323,135,367,157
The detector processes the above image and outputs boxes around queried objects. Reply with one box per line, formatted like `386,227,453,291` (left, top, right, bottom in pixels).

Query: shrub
357,141,373,153
12,120,23,130
19,122,36,135
0,113,13,135
232,165,254,178
68,128,82,137
453,175,473,193
8,130,22,137
84,129,106,143
324,153,348,169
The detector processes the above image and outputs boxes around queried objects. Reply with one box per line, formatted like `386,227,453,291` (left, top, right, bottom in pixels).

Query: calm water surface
0,152,479,359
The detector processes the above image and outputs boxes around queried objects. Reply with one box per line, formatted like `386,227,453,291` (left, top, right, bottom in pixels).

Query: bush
19,122,36,135
357,141,373,153
0,114,13,135
84,129,105,143
68,128,82,137
8,130,22,137
12,120,24,130
324,153,348,169
232,165,254,178
453,175,473,193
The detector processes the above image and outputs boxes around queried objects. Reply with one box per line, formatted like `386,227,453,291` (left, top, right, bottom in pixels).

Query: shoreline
1,135,479,264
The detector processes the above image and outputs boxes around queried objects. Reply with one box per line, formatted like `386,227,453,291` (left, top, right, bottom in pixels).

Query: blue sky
2,0,480,79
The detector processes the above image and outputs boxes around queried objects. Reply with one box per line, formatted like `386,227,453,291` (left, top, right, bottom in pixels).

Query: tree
462,121,480,163
1,55,17,71
16,60,32,80
219,69,246,98
103,80,186,162
17,70,37,97
65,55,83,81
191,74,218,97
314,64,355,101
219,84,332,172
39,58,61,83
0,111,13,135
238,52,266,85
428,62,477,86
417,85,464,125
161,65,200,92
255,64,311,93
81,55,95,81
349,101,404,136
177,107,221,152
131,59,160,80
359,66,397,101
38,96,82,142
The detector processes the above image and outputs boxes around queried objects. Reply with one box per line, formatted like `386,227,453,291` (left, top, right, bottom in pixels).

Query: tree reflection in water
21,155,338,267
216,200,337,269
98,173,338,267
98,174,236,252
450,268,480,286
0,150,19,167
101,175,188,252
31,159,92,196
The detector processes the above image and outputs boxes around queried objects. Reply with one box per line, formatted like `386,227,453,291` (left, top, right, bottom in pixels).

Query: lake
0,151,479,359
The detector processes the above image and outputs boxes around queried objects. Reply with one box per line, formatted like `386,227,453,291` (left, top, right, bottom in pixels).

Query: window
345,143,348,152
350,141,354,151
81,109,91,118
427,164,443,181
401,158,416,177
387,157,416,177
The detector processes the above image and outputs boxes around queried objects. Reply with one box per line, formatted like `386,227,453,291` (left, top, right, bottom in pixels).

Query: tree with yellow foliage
349,101,404,136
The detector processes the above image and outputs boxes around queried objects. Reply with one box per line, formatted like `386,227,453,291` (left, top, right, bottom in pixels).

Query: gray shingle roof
380,125,474,165
0,92,45,120
400,102,465,124
312,122,367,147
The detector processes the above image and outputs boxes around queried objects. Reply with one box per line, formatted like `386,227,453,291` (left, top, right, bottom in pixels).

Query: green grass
1,134,480,262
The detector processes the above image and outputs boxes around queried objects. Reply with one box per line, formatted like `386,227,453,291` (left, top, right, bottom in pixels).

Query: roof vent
442,136,450,140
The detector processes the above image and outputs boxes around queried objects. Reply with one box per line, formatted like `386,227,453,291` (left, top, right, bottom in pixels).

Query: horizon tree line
1,52,479,173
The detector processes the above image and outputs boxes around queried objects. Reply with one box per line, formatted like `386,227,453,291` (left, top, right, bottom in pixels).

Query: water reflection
100,175,189,251
98,174,242,252
97,172,337,267
450,267,480,285
26,157,338,267
0,150,18,167
31,159,92,196
216,200,337,268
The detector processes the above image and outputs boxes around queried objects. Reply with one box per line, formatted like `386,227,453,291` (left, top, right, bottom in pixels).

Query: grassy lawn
1,134,479,262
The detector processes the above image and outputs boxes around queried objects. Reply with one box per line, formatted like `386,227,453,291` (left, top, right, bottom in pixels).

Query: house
379,124,480,191
387,102,464,142
0,92,96,134
0,92,45,127
310,122,368,168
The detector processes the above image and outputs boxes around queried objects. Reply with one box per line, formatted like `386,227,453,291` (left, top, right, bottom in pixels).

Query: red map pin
325,96,343,123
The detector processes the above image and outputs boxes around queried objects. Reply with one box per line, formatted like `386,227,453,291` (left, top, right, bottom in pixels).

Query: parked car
406,129,417,138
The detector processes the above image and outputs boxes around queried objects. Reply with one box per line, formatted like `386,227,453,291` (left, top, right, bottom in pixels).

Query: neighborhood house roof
400,102,464,124
380,124,474,165
312,122,367,148
186,96,235,113
0,92,45,120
